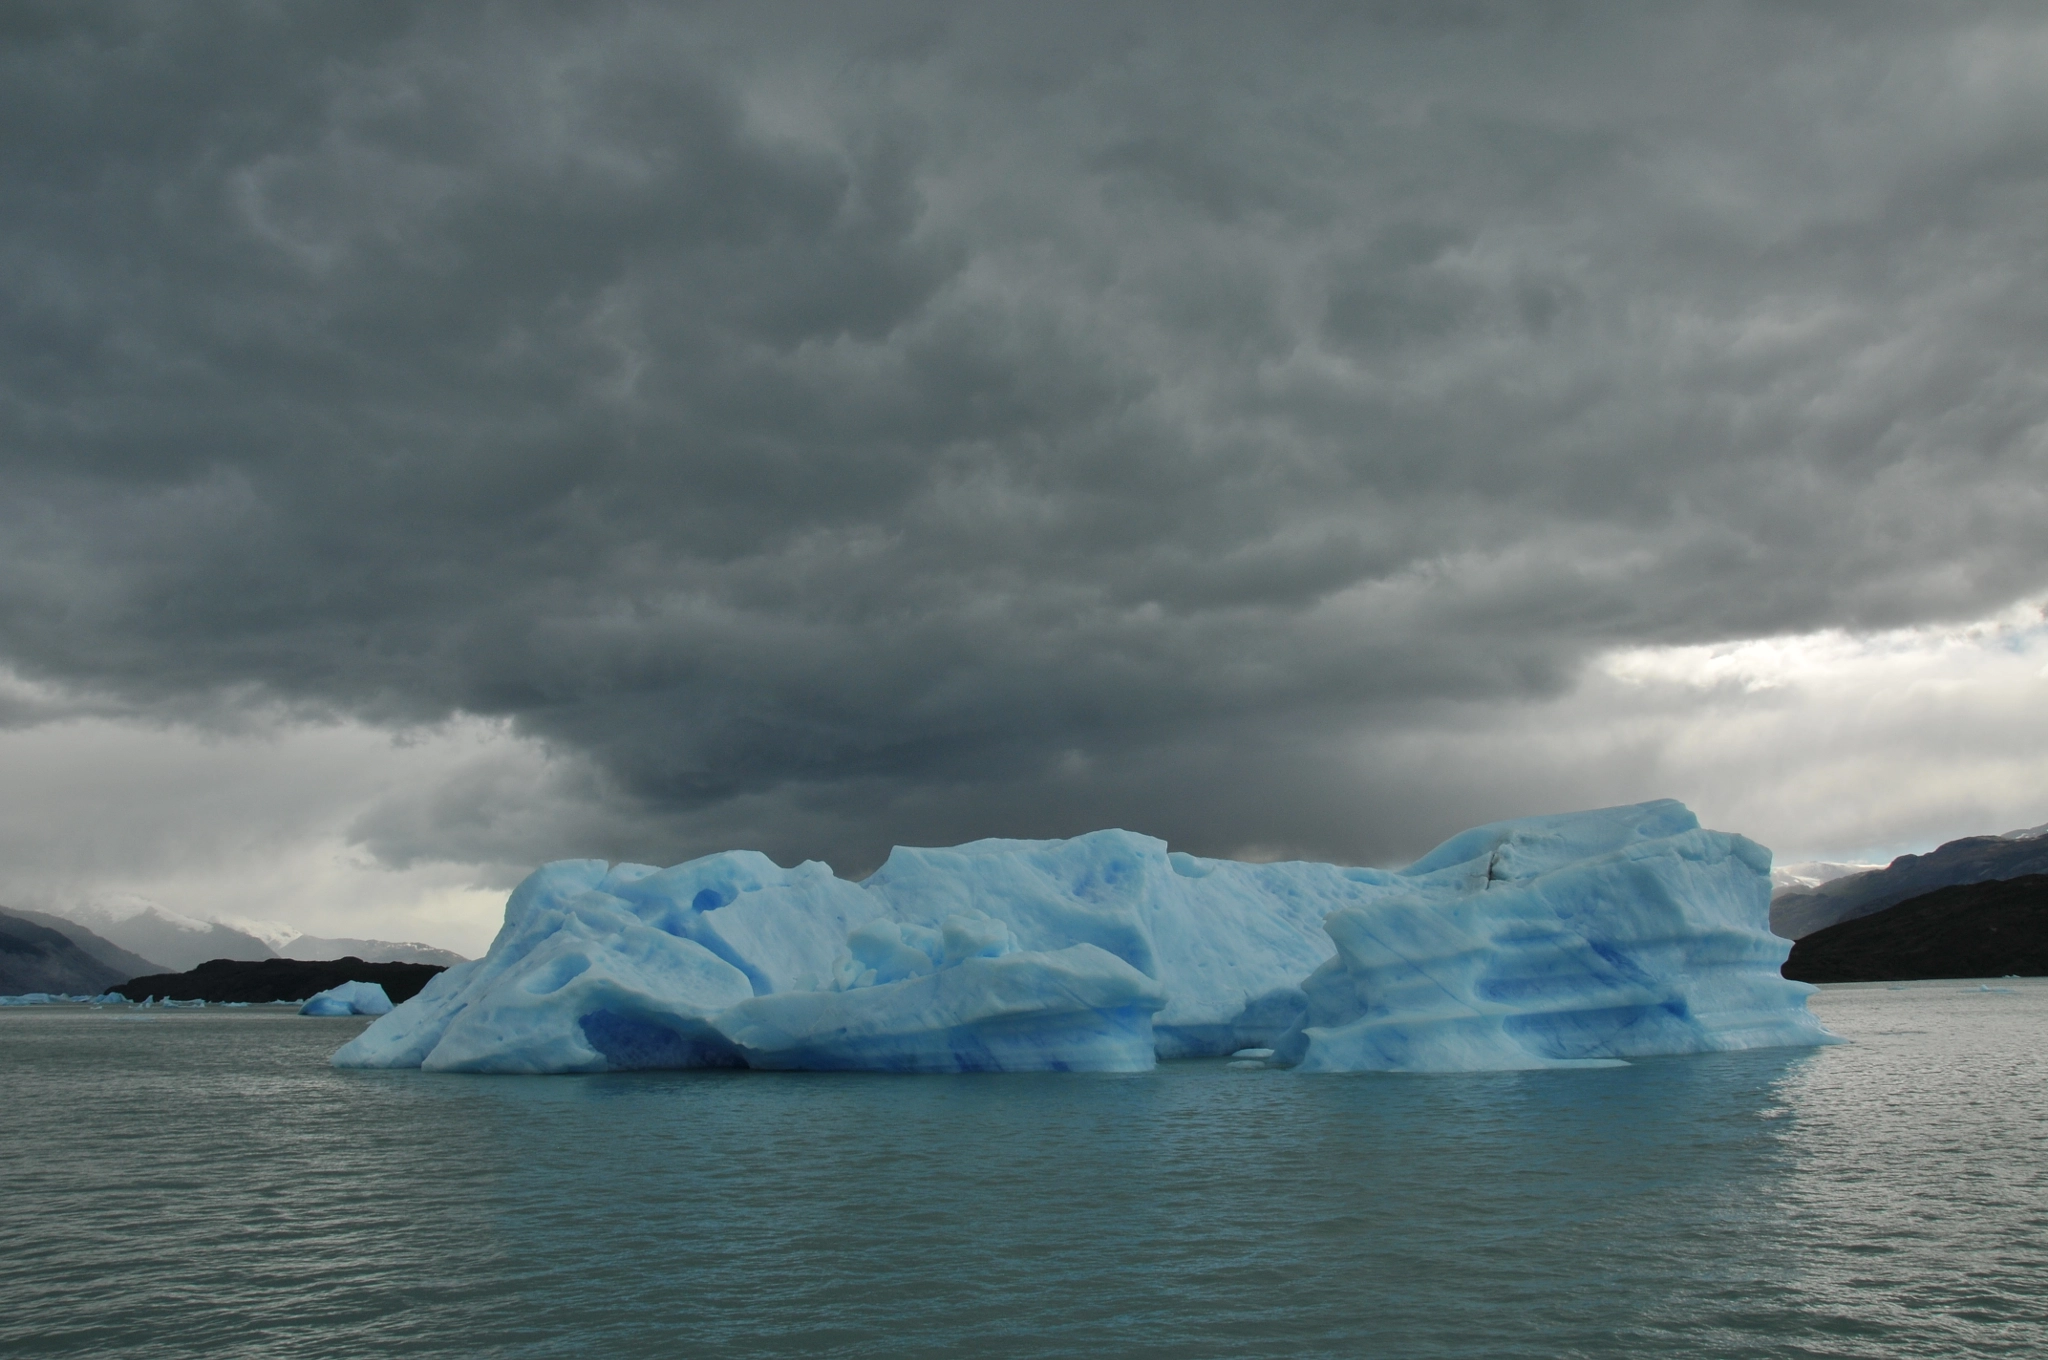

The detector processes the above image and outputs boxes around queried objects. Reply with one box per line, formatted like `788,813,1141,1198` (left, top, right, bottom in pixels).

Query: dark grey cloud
3,2,2046,874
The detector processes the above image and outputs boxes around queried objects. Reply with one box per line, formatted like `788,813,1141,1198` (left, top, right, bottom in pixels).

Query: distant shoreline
113,957,445,1005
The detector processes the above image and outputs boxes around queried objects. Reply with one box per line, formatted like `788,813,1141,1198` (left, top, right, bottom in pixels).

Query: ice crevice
332,799,1839,1075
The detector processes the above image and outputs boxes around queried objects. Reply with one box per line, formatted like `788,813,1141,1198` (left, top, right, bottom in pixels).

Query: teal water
2,982,2043,1358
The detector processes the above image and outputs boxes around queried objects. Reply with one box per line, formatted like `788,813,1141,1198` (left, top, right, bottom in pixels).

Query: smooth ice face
300,981,393,1017
722,943,1166,1073
1271,805,1840,1072
863,830,1385,1056
333,861,759,1073
332,799,1837,1075
602,852,887,995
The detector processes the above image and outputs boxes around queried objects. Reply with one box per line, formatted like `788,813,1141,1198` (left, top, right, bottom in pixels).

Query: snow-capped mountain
278,935,468,967
204,913,467,965
55,897,275,973
208,914,304,953
1769,860,1884,894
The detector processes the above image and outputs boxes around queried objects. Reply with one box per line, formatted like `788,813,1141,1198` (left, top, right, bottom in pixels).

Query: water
2,983,2043,1359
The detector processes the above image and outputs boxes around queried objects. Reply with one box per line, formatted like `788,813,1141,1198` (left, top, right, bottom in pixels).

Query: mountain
53,899,276,973
1770,827,2048,940
207,914,303,952
1770,860,1883,894
201,914,468,965
19,898,467,977
1781,875,2048,983
0,905,166,978
280,935,468,967
0,910,129,995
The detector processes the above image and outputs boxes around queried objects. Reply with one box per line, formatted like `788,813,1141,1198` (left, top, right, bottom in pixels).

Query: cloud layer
3,4,2045,911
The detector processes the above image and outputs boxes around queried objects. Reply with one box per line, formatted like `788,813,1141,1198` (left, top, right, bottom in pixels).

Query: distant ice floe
332,800,1838,1076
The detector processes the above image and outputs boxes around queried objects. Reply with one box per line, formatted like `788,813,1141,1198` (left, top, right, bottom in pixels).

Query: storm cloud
3,2,2046,900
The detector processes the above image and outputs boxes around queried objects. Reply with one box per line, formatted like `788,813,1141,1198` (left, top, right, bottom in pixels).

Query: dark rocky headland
1782,875,2048,984
117,957,446,1004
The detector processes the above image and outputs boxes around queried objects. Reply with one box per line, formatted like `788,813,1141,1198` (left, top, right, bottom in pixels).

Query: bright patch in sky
1590,599,2048,862
0,596,2041,952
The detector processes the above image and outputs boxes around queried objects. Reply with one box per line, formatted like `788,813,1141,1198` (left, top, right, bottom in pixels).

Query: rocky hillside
1771,828,2048,940
1,906,164,980
1782,875,2048,983
0,912,129,995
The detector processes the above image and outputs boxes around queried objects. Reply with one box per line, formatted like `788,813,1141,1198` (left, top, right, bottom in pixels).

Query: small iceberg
300,981,395,1017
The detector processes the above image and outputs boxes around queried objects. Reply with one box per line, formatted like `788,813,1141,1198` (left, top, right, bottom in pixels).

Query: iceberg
333,800,1836,1075
300,980,395,1017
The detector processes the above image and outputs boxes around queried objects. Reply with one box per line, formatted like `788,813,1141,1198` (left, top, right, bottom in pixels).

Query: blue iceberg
300,980,394,1017
332,800,1836,1075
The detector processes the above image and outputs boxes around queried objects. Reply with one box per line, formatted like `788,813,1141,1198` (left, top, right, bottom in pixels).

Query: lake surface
3,981,2043,1359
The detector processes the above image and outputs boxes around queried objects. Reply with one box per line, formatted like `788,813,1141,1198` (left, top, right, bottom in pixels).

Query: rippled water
3,981,2044,1358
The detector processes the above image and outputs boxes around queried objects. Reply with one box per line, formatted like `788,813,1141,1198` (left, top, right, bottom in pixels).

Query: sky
2,3,2045,956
